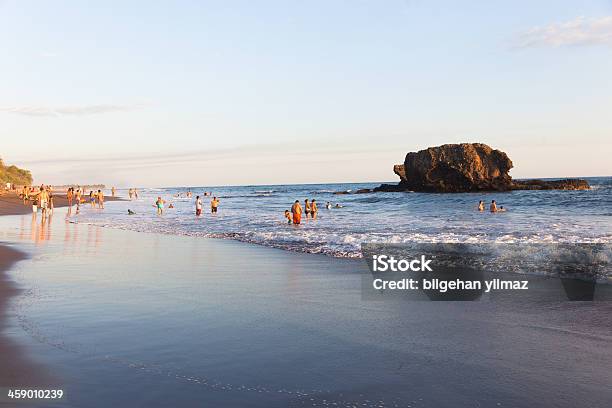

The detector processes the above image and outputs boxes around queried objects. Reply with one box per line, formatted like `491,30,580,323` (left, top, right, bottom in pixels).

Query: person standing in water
111,187,116,197
155,197,165,215
195,195,203,216
291,200,302,225
284,210,292,224
311,199,318,219
97,189,104,209
304,199,311,218
478,200,485,211
211,197,220,214
490,200,498,212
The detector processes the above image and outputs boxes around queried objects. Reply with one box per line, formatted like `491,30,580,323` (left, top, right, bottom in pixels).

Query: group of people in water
66,187,106,210
478,200,507,212
143,193,220,216
285,199,341,225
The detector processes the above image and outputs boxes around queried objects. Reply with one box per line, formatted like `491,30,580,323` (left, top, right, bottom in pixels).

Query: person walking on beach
75,188,82,211
490,200,498,213
155,197,165,215
48,190,55,215
291,200,302,225
311,199,318,219
128,188,133,199
38,186,49,218
111,187,116,197
211,197,220,214
67,188,74,207
195,195,203,216
97,189,104,209
478,200,485,211
304,199,311,218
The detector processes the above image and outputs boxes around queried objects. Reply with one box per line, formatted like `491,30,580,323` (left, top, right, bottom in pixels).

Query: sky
1,0,611,187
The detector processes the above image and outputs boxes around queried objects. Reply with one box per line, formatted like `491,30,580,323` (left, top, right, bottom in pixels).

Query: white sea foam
70,180,612,259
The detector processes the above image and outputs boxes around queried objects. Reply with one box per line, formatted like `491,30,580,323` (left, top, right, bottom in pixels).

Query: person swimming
335,203,343,208
498,206,507,212
326,201,331,210
490,200,498,212
128,209,136,215
478,200,485,211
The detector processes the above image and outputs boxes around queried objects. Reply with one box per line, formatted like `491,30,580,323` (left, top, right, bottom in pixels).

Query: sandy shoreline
0,190,123,216
0,243,52,388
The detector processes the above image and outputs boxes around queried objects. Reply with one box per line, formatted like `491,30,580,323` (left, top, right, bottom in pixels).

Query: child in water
284,210,292,224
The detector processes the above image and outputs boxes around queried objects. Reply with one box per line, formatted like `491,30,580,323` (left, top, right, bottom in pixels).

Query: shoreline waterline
0,242,54,388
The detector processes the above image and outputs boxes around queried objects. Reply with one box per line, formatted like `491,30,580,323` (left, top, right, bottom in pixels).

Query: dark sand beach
0,191,122,217
0,244,53,390
0,207,610,407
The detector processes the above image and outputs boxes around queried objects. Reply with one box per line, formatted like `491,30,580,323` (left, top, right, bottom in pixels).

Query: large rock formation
374,143,589,193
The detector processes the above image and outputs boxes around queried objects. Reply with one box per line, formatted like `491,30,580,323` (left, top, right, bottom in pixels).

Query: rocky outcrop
393,165,406,182
511,179,590,191
374,143,589,193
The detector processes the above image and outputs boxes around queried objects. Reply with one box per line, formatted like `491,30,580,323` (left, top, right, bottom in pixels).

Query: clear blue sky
1,0,611,186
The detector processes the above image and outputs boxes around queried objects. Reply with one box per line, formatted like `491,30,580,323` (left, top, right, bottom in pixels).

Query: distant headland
0,158,32,186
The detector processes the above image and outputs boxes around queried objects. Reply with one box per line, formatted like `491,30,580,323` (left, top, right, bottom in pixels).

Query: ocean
70,177,612,258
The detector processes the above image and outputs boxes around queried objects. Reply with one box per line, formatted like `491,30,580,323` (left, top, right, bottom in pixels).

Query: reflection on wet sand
15,209,103,256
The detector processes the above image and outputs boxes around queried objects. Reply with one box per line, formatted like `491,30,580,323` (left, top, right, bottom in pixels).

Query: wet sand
0,244,51,388
0,211,610,407
0,190,122,216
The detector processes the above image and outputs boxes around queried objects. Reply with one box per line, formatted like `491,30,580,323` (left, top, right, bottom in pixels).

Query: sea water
70,177,611,258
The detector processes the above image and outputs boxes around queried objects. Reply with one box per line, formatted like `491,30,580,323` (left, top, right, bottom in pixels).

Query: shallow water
70,177,612,258
0,216,611,407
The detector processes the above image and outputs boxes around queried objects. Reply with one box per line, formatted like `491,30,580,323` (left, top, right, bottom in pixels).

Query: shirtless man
311,199,318,219
291,200,302,225
211,197,220,214
67,188,74,207
97,189,104,209
38,187,49,218
478,200,485,211
490,200,498,213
